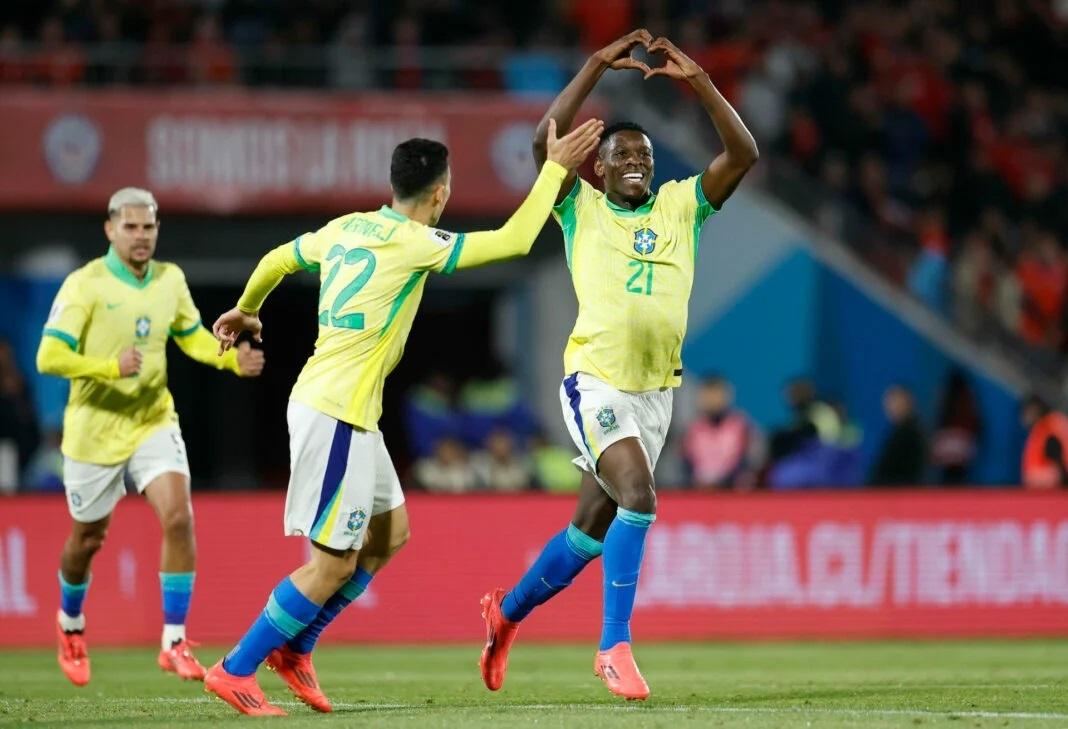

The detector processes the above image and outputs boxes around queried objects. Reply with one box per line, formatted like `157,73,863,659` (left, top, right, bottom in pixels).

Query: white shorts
284,400,405,551
559,372,673,494
63,425,190,523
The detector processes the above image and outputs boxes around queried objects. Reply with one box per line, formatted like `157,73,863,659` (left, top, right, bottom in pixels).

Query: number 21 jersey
551,175,716,392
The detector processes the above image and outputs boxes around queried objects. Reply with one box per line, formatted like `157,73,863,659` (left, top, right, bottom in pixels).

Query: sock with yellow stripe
222,577,321,677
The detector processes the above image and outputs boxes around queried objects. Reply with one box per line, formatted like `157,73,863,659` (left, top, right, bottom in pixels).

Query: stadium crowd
2,1,1066,369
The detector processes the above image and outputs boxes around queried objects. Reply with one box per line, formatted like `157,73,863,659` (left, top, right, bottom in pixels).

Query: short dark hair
599,121,650,150
390,139,449,200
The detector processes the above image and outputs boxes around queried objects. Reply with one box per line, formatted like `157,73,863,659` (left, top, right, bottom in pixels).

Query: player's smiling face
105,205,159,268
595,130,654,206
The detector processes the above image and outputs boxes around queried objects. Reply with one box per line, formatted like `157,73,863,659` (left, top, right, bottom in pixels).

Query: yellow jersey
552,174,716,391
252,208,466,431
235,160,569,431
40,247,239,464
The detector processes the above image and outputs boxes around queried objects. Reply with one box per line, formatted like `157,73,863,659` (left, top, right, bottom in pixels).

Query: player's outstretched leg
481,474,614,691
268,506,409,712
265,567,373,713
56,516,108,687
145,473,206,680
205,576,324,716
594,439,655,701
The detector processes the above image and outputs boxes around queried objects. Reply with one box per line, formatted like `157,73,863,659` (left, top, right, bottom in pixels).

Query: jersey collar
104,246,155,289
603,193,656,217
378,205,408,222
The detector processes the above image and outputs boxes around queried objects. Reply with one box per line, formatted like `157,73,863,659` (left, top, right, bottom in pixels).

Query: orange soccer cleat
594,642,650,700
266,646,332,713
479,588,519,691
204,660,287,716
158,638,207,681
56,612,90,687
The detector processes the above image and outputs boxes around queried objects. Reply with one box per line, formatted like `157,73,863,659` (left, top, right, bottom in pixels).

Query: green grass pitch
2,641,1067,727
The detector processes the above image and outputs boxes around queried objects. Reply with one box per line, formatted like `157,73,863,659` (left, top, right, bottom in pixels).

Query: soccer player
203,118,603,716
479,29,759,700
37,188,266,687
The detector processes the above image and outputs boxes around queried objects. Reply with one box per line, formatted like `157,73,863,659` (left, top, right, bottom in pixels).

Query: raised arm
454,118,603,270
212,243,304,353
532,29,652,203
645,37,759,209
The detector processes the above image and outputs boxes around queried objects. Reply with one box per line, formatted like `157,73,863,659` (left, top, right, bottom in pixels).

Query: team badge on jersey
135,316,151,339
345,507,368,535
633,228,657,255
596,406,619,433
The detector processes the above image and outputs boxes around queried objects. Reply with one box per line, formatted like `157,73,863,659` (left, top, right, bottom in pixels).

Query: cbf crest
346,507,368,535
134,315,151,340
596,406,619,433
633,227,657,255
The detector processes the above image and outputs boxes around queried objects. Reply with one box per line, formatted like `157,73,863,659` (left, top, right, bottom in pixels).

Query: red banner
0,90,589,215
2,492,1068,647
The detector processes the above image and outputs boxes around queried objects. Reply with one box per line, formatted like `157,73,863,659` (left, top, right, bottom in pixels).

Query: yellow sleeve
36,334,120,381
444,161,569,272
42,273,91,349
173,326,240,373
236,241,306,313
169,266,203,338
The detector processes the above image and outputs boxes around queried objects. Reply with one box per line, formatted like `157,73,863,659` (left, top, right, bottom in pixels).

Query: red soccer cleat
594,642,650,700
56,612,90,687
479,588,519,691
158,638,207,681
204,660,287,716
266,646,332,713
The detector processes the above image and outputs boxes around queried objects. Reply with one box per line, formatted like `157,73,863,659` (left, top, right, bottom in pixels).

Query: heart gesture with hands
594,30,704,82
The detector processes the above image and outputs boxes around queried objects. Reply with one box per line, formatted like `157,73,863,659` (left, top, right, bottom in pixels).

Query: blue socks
160,572,195,625
223,577,322,677
58,571,89,618
287,568,374,654
501,524,603,622
600,507,655,650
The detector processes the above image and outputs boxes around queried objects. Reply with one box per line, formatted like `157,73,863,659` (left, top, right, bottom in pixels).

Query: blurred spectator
413,437,477,493
1015,230,1066,351
187,14,236,85
0,339,41,492
907,207,950,315
457,363,538,450
502,26,568,97
529,431,582,493
769,378,842,462
404,373,461,459
681,376,764,489
930,369,981,485
870,385,927,486
21,429,63,492
1020,395,1068,489
471,428,532,492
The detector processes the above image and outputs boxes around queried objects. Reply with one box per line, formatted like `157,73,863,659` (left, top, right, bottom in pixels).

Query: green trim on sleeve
293,236,319,273
380,271,426,338
553,179,583,272
440,233,466,275
43,328,78,350
693,174,718,261
169,319,202,337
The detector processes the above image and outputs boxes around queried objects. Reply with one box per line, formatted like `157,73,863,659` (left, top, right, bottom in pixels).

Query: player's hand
117,346,142,377
212,307,263,355
644,37,704,81
545,118,604,171
235,341,265,378
592,28,653,74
